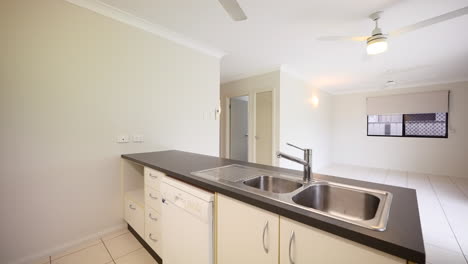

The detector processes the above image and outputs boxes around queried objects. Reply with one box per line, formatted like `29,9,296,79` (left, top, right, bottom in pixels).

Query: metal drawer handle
128,204,136,210
149,173,158,179
289,231,295,264
149,193,158,200
149,213,158,221
149,233,158,242
262,221,269,253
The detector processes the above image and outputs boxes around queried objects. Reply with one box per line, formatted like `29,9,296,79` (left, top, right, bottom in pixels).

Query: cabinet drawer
144,167,163,190
145,227,162,256
124,198,144,238
145,207,162,235
145,186,162,213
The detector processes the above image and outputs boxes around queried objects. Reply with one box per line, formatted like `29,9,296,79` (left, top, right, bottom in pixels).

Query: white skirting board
9,222,127,264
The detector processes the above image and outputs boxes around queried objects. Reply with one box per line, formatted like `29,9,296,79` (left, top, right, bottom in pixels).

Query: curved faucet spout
277,143,313,183
277,152,308,166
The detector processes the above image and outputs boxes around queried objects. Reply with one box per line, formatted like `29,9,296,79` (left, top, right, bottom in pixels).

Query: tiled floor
38,229,157,264
318,164,468,264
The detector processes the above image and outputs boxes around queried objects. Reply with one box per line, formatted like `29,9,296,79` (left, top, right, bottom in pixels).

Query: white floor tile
418,200,461,252
104,232,142,259
51,239,101,260
102,228,130,241
366,167,387,184
384,170,407,187
114,248,157,264
407,172,431,191
346,165,369,181
425,243,467,264
429,175,468,255
451,176,468,198
52,243,112,264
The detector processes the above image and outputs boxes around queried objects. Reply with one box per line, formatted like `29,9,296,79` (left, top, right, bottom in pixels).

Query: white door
279,217,405,264
255,91,273,165
229,96,249,161
217,194,279,264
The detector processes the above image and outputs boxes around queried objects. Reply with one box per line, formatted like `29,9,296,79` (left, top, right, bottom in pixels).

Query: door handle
262,221,269,253
289,231,295,264
149,213,158,221
149,233,158,242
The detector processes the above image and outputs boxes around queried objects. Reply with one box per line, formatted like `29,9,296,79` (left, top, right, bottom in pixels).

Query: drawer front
145,227,162,256
124,199,144,237
145,186,162,213
145,207,162,235
144,167,163,191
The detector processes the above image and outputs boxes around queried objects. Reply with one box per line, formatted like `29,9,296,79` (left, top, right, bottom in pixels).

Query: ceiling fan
318,6,468,55
218,0,247,21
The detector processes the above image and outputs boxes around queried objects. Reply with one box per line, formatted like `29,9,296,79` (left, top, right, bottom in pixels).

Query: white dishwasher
161,176,214,264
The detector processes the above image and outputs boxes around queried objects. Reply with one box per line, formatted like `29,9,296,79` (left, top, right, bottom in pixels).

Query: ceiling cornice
221,66,282,84
65,0,226,58
330,78,468,95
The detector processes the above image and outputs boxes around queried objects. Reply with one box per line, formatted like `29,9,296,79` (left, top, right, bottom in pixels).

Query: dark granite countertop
122,150,425,263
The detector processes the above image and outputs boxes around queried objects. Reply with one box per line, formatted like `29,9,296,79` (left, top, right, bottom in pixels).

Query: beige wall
0,0,220,263
332,82,468,177
279,71,333,171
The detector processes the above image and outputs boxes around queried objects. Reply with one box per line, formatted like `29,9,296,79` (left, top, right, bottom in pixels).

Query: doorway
227,91,274,165
229,96,249,162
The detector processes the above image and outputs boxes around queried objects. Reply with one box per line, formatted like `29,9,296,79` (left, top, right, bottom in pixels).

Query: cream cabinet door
217,194,279,264
279,217,405,264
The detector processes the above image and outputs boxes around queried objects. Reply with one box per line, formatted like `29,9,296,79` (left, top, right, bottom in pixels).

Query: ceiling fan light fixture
367,35,388,55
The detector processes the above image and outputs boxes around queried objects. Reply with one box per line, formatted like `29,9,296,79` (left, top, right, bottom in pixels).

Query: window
367,113,448,138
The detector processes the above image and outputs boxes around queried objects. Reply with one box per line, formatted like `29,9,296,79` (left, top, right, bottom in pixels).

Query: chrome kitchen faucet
277,143,313,183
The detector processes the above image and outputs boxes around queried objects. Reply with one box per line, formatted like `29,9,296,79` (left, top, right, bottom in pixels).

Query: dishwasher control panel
161,176,214,223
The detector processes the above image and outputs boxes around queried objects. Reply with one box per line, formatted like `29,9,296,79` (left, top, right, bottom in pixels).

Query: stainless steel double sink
192,164,392,231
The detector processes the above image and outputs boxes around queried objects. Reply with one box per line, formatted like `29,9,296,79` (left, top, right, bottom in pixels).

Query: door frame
226,94,250,162
222,87,277,165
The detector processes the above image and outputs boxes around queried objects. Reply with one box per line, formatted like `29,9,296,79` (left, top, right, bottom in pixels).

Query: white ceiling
98,0,468,93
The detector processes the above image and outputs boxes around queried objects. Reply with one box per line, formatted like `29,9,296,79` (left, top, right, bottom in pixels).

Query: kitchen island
122,150,425,263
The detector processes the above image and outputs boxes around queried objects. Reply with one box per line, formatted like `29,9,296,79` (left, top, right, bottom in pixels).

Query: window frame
367,113,448,138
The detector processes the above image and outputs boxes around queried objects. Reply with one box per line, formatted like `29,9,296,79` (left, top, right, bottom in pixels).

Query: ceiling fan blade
317,36,369,42
218,0,247,21
390,6,468,37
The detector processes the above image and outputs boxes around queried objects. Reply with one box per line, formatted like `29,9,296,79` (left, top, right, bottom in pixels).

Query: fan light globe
367,38,388,55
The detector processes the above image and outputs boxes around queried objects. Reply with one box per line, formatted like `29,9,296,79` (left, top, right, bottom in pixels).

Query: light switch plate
116,135,129,143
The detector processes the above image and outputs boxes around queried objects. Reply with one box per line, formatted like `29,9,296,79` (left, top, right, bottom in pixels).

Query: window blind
366,90,449,115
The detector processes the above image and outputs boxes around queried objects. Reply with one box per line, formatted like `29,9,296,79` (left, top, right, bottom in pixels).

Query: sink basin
243,175,303,193
192,164,392,231
292,182,392,230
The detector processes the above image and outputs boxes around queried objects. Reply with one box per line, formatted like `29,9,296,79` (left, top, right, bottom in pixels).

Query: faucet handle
286,142,305,151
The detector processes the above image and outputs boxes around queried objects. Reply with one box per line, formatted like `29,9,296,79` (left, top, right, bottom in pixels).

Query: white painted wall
332,81,468,178
0,0,220,263
279,71,333,172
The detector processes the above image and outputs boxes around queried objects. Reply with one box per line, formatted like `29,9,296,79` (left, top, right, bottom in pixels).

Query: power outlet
133,135,144,142
116,135,129,143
